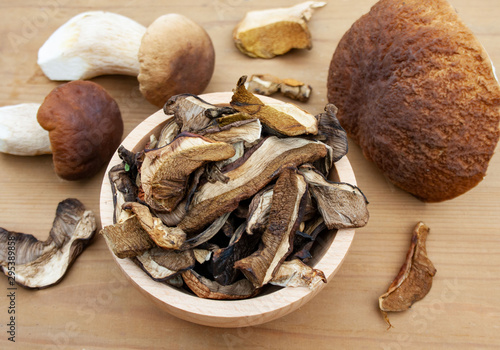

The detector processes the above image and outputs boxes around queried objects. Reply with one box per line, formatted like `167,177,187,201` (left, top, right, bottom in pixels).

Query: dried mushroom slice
182,270,259,300
379,222,437,328
234,168,308,288
108,162,139,223
180,212,231,250
230,76,318,136
270,259,326,288
163,94,235,133
245,74,312,102
299,164,369,229
123,202,186,250
211,223,261,285
179,136,327,234
135,247,195,282
198,118,262,145
0,198,96,289
100,211,154,259
246,185,274,235
157,118,180,148
313,104,348,163
141,133,235,212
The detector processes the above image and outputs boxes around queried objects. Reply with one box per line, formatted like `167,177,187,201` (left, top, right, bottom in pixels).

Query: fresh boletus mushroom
37,80,123,180
327,0,500,202
138,14,215,107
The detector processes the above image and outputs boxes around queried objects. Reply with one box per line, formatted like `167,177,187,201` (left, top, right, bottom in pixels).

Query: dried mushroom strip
270,258,326,288
231,76,318,136
179,136,327,234
182,269,259,300
0,198,96,289
108,162,139,223
299,164,369,229
234,168,308,288
134,248,195,282
198,117,262,145
313,104,348,163
246,185,274,235
140,133,235,213
245,74,313,102
379,222,436,328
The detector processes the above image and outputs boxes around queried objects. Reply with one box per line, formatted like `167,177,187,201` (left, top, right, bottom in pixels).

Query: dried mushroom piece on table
233,1,326,58
245,74,312,102
379,222,436,328
0,199,96,289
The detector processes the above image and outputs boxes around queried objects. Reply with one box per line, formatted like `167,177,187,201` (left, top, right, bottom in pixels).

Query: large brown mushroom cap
327,0,500,202
37,80,123,181
138,14,215,108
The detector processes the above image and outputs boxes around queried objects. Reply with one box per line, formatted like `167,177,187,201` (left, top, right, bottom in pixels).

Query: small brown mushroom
231,76,318,136
37,80,123,180
138,14,215,108
0,199,96,289
379,222,437,328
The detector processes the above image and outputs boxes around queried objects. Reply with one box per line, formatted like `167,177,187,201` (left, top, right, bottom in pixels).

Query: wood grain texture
0,0,499,349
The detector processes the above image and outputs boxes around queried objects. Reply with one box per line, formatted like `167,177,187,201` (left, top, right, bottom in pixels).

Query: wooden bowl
99,92,357,328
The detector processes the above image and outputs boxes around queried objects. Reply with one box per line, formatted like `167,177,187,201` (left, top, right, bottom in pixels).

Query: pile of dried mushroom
100,76,369,300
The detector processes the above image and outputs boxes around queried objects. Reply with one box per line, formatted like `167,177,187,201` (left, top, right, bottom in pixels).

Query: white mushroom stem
38,11,146,81
0,103,51,156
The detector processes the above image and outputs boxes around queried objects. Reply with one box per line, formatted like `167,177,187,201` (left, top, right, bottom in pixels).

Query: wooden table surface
1,0,499,349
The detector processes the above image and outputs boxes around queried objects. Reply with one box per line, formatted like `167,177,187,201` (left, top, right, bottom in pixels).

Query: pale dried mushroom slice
230,76,318,136
0,199,96,289
198,118,262,145
246,185,274,235
122,202,186,250
182,269,259,300
270,258,326,288
245,74,313,102
100,211,154,259
157,118,181,148
233,1,327,58
379,222,437,328
279,78,313,102
179,136,327,234
234,168,308,288
140,133,235,212
135,247,195,282
299,164,369,229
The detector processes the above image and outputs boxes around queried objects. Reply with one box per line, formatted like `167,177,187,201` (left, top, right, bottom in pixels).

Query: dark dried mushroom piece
141,133,235,212
379,222,437,328
234,168,308,288
108,162,139,223
135,247,195,282
182,269,259,300
299,164,369,229
180,136,327,234
291,216,326,262
164,94,236,133
100,211,155,259
270,259,326,288
230,76,318,136
180,212,231,250
123,202,186,250
0,198,96,289
312,104,348,164
211,223,261,285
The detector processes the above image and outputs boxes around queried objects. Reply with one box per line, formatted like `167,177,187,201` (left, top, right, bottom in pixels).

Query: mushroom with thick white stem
38,11,215,108
0,103,51,156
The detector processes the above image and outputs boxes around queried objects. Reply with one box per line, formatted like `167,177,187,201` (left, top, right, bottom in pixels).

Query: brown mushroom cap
138,14,215,108
37,80,123,180
327,0,500,202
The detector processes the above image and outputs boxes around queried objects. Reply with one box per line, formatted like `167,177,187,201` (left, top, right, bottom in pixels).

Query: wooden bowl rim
99,92,357,327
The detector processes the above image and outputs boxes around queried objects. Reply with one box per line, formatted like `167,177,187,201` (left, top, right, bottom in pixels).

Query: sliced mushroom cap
179,136,327,234
199,118,262,145
379,222,437,328
108,162,139,224
246,185,274,235
230,76,318,136
37,80,123,180
269,258,326,288
140,133,235,212
234,167,308,288
163,94,218,133
182,269,259,300
299,164,369,229
313,104,348,163
0,198,96,289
